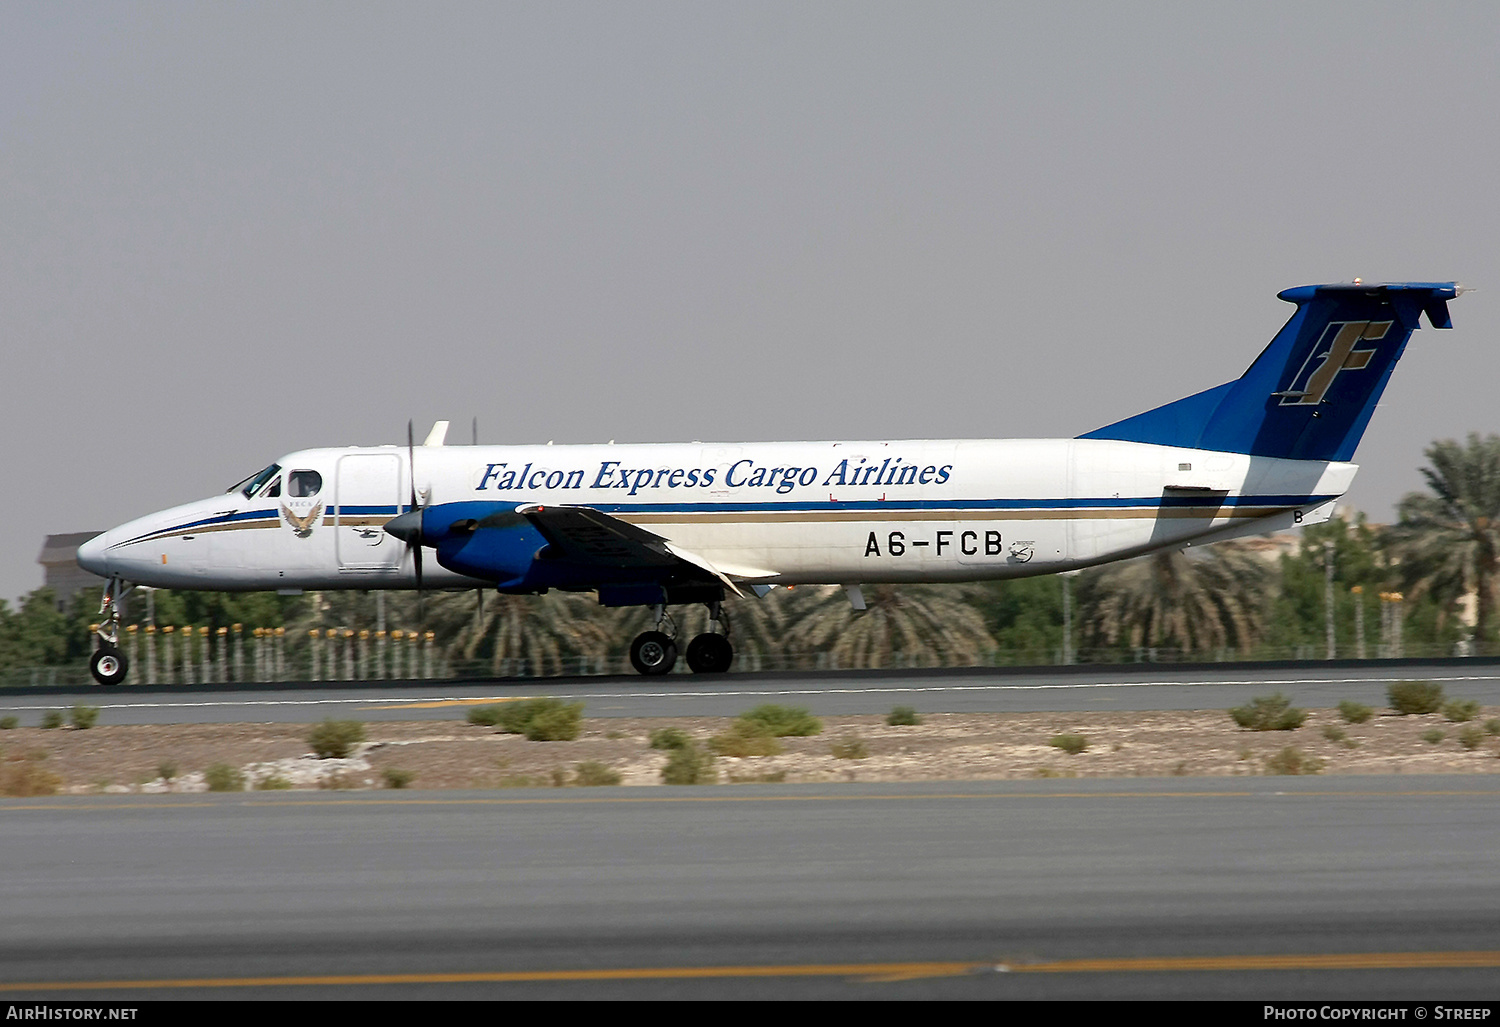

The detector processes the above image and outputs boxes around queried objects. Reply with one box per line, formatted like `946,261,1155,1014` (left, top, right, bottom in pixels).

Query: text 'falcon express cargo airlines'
78,281,1463,684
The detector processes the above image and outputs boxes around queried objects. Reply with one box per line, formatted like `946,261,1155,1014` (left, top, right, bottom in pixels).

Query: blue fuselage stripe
114,494,1332,548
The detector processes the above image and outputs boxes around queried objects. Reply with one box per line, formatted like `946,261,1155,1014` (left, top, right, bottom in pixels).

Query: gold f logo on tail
1278,321,1390,406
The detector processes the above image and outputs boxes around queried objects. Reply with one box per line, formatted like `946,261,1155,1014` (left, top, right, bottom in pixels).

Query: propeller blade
407,419,420,512
407,419,424,623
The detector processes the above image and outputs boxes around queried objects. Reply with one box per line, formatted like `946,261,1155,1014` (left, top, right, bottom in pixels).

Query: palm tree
436,589,617,677
1386,434,1500,643
784,583,998,669
1080,542,1274,655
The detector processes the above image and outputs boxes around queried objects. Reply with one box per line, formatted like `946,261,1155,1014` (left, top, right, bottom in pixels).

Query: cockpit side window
288,470,323,498
258,476,282,499
229,463,282,499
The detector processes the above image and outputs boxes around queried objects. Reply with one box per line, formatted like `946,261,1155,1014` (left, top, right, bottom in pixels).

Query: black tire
90,646,128,687
630,631,678,675
685,633,734,674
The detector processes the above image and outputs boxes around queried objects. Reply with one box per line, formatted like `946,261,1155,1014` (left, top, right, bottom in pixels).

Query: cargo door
335,453,403,571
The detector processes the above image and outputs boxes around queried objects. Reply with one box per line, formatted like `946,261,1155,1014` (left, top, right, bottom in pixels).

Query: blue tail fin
1080,282,1461,461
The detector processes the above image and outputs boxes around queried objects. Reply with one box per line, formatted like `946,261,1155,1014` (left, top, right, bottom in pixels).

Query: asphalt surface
4,659,1500,724
6,662,1499,1002
2,778,1499,1000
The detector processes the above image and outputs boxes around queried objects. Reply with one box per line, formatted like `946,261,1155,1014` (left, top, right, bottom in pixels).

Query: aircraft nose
76,532,111,577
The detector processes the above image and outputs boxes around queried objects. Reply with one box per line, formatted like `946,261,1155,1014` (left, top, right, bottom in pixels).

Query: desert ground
3,700,1498,795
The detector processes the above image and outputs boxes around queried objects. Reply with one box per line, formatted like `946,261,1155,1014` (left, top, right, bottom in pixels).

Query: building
36,532,105,611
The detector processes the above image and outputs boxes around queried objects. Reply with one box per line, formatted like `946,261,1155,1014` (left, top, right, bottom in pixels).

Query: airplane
76,281,1463,685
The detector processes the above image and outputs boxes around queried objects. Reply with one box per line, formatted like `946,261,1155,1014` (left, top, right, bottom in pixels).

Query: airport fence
2,634,1495,689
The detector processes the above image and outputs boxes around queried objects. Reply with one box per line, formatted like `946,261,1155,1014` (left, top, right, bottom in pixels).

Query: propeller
408,420,424,618
383,420,426,620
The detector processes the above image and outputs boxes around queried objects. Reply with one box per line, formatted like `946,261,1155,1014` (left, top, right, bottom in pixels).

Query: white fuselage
80,437,1353,593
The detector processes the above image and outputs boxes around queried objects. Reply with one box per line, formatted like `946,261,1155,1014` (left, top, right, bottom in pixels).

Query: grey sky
4,2,1497,602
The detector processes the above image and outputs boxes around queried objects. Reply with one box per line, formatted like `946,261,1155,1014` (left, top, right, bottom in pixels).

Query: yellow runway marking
3,951,1499,992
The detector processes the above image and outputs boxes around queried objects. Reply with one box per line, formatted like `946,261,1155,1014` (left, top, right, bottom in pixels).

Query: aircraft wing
514,504,746,596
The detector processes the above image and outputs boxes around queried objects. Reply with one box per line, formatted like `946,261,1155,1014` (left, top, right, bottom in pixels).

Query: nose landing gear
90,647,128,687
89,578,131,686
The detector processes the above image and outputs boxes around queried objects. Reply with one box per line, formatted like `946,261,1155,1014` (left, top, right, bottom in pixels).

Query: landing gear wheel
685,633,734,674
630,631,678,675
90,646,128,687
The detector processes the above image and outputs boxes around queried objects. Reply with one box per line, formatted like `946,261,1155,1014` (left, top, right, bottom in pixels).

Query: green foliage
1258,514,1429,657
1081,544,1274,654
1264,747,1323,775
830,736,869,759
1457,725,1485,751
1387,434,1500,644
1049,733,1089,755
661,743,716,785
254,775,293,790
69,706,99,730
381,768,416,789
1229,694,1307,731
1321,725,1347,743
1443,699,1481,723
971,577,1064,658
737,705,822,737
0,717,17,730
156,761,178,781
466,705,505,727
708,720,783,757
787,582,998,669
1388,681,1445,715
525,703,583,741
204,763,245,791
40,710,63,730
573,761,621,786
649,727,692,750
1337,700,1374,724
0,588,74,669
307,719,367,759
886,706,922,726
469,698,582,740
1422,728,1446,744
1485,719,1500,736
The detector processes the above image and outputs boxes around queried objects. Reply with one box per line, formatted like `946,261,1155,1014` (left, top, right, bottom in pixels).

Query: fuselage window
288,470,323,498
230,463,282,499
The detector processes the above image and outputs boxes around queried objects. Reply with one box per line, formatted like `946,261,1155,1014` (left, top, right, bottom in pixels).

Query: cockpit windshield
227,463,282,499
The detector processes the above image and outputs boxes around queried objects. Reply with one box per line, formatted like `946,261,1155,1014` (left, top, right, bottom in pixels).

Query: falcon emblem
281,503,323,538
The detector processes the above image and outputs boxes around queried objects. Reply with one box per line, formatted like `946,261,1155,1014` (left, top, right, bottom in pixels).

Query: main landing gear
628,602,734,676
89,578,130,687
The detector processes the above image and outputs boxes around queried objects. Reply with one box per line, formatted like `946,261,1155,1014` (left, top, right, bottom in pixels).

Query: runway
4,659,1500,724
2,777,1498,999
